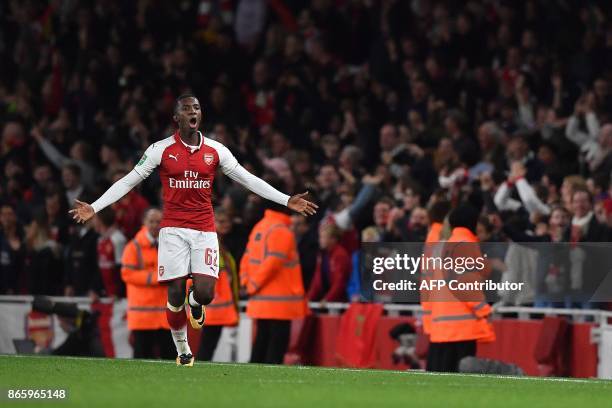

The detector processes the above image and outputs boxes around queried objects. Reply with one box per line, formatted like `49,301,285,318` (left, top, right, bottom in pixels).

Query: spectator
291,213,318,289
370,197,393,241
588,124,612,178
505,134,544,183
28,163,54,209
347,226,380,302
0,204,25,294
494,161,550,218
476,122,505,175
566,189,609,243
23,211,61,295
564,188,610,308
94,208,127,298
64,211,101,298
504,206,571,307
565,95,600,165
44,189,70,245
61,163,86,208
308,222,351,303
561,175,588,212
31,125,96,188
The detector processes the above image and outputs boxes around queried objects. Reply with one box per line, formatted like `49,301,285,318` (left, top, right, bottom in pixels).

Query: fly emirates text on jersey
168,170,212,189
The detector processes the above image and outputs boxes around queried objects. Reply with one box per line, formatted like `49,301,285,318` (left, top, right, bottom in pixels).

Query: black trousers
426,340,477,372
197,325,223,361
250,319,291,364
132,329,175,359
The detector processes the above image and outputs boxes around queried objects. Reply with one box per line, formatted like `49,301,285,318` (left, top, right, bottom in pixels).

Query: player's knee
194,286,214,306
167,282,185,307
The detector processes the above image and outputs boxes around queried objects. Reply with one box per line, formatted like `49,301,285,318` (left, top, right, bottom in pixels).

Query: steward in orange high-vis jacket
426,204,495,372
420,201,451,336
121,209,174,359
240,206,308,364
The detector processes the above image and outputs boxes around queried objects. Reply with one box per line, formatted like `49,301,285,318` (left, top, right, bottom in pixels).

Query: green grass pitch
1,355,611,408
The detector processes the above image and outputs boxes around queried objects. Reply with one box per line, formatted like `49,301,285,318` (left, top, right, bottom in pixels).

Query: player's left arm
215,142,317,216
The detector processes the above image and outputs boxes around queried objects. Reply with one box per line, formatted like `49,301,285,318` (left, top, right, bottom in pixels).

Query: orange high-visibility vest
429,227,495,343
240,210,309,320
187,246,239,326
421,222,443,335
121,227,169,330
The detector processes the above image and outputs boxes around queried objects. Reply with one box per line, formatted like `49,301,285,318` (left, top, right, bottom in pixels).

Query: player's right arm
69,143,162,223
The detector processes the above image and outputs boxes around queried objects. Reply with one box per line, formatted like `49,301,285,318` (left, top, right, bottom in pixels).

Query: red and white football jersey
134,131,238,232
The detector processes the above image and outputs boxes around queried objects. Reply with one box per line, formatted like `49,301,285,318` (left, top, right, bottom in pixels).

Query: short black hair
174,94,198,114
449,204,479,233
429,200,451,223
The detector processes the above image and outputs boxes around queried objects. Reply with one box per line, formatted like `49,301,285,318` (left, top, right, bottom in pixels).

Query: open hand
288,192,318,216
69,200,95,224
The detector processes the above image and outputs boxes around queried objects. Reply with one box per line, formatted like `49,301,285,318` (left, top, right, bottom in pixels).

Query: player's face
175,97,202,131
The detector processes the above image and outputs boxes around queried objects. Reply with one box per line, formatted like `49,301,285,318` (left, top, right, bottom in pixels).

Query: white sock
188,291,201,308
167,302,192,356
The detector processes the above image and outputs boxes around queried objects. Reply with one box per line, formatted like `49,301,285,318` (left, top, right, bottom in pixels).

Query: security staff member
426,204,495,372
420,201,451,336
121,208,173,359
240,181,309,364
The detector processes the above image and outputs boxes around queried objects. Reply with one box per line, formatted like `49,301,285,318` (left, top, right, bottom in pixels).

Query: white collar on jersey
179,131,203,153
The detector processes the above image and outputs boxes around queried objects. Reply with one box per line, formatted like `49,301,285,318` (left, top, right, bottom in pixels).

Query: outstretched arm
213,140,317,216
69,169,144,223
69,142,162,223
224,164,318,216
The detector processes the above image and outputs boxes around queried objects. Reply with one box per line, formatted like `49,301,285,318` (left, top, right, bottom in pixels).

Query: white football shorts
157,227,219,282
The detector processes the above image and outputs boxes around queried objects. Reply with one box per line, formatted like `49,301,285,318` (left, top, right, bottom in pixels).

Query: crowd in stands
1,0,612,308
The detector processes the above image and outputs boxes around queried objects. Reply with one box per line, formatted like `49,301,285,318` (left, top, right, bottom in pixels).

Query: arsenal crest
204,153,214,165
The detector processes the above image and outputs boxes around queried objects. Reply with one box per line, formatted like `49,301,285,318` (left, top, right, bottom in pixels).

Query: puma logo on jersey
169,154,179,161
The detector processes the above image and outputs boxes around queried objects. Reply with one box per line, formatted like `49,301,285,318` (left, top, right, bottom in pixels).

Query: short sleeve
134,143,164,179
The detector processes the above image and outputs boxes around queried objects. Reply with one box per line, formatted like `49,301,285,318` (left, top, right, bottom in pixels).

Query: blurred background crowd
1,0,612,308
